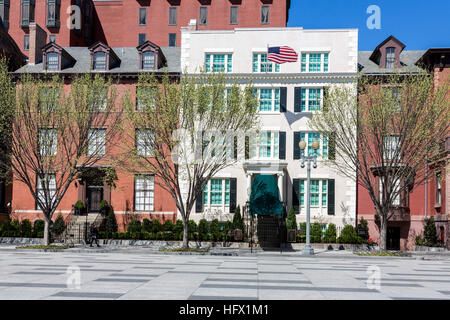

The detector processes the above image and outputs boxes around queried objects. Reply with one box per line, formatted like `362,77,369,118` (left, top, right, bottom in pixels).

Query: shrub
104,210,118,233
210,219,220,238
174,220,184,234
151,219,162,233
163,220,174,232
127,219,142,234
232,206,244,230
299,222,307,233
337,225,363,244
188,220,197,233
33,220,45,238
0,220,20,237
131,232,141,240
198,219,209,236
415,235,424,246
357,217,370,241
99,200,109,211
142,218,152,233
52,215,65,236
424,217,437,246
286,207,297,230
310,222,323,243
296,234,306,243
323,223,337,243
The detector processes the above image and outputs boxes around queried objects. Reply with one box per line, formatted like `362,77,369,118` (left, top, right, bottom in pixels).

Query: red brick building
1,0,290,57
357,36,449,250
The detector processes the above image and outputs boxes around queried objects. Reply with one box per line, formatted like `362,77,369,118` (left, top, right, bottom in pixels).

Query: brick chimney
188,19,197,31
28,23,47,65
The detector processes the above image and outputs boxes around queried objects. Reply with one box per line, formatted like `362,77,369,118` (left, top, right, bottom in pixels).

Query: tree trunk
379,212,387,252
43,218,50,246
182,219,189,249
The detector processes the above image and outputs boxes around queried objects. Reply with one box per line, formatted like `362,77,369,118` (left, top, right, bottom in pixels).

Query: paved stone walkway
0,248,449,300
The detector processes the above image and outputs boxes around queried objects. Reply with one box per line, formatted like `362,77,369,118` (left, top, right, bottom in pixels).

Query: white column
246,173,252,201
277,173,284,203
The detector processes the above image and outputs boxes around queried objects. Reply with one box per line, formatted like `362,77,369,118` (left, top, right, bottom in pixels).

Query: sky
287,0,450,51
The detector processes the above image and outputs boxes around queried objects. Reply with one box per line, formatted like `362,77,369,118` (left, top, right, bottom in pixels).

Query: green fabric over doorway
249,174,283,215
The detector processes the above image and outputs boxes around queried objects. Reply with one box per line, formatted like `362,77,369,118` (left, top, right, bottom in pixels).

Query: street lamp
299,138,320,256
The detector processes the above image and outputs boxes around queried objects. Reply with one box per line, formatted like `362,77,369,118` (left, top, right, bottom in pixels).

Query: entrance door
387,227,400,250
87,185,103,212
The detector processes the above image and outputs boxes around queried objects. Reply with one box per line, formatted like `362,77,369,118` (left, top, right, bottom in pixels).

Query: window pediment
137,40,166,71
42,42,74,71
88,41,120,71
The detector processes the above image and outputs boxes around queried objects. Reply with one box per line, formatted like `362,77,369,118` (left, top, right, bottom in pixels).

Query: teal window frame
301,52,329,73
205,54,232,73
203,179,230,206
299,179,328,208
252,53,280,73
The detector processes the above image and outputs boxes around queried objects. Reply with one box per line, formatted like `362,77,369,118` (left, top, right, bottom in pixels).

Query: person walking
90,223,100,247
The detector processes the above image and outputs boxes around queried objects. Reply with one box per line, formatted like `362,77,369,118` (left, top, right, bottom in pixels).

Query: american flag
268,46,298,64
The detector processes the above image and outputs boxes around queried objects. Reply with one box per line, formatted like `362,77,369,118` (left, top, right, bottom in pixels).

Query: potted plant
99,199,110,216
74,200,84,216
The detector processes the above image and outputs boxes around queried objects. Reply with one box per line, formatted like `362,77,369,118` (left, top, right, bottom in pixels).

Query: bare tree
123,72,259,248
310,73,449,251
5,72,123,245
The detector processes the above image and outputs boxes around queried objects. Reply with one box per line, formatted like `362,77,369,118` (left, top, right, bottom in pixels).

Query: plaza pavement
0,246,449,300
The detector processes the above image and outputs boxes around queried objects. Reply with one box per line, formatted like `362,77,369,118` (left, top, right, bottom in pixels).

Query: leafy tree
323,223,337,243
310,73,449,250
337,224,363,244
424,217,437,246
51,215,65,236
232,205,244,230
286,207,297,230
357,217,370,241
123,72,258,248
104,210,118,233
1,68,124,245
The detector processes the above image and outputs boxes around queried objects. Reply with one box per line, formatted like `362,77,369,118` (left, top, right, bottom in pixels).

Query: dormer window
46,52,59,71
386,47,395,69
142,52,155,70
93,52,106,70
137,40,166,72
89,42,120,71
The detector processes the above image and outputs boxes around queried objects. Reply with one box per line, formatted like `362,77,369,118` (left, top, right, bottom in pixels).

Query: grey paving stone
200,283,377,292
0,282,67,288
94,278,149,283
51,291,124,299
109,273,158,278
14,271,65,275
206,278,311,284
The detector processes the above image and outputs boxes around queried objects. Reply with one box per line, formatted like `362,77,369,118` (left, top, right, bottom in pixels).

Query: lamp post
299,138,320,256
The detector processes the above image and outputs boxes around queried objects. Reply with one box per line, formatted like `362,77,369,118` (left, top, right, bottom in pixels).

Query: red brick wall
93,0,289,47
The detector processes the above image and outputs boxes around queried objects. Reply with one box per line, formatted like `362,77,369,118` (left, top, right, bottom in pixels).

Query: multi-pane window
253,53,280,73
253,131,279,159
93,52,107,70
298,132,328,159
39,129,57,156
300,88,323,111
383,87,402,111
199,7,208,25
37,174,56,207
88,129,106,156
386,47,395,69
23,35,30,50
301,53,329,72
142,51,155,70
230,6,238,24
205,54,232,73
21,0,35,27
169,7,177,25
136,86,156,110
203,179,230,206
380,178,400,206
299,180,327,207
383,135,400,161
46,52,59,71
254,88,280,112
39,87,59,111
135,129,154,157
436,173,442,206
139,8,147,25
46,0,60,28
168,33,176,47
134,175,154,211
0,0,10,29
138,33,146,46
261,6,269,24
